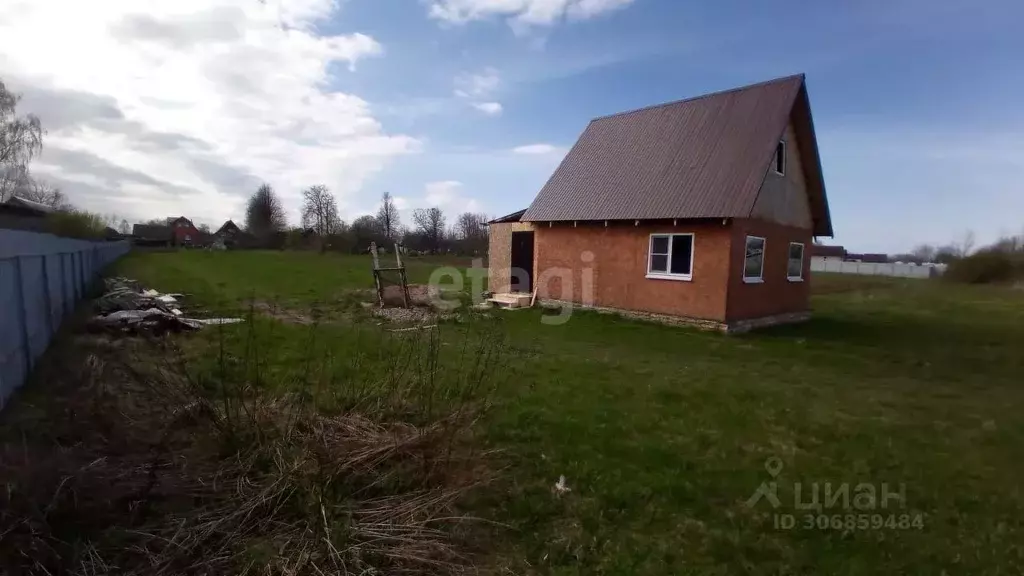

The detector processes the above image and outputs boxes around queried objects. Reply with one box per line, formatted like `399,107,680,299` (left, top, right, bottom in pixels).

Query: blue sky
3,0,1021,252
352,0,1024,253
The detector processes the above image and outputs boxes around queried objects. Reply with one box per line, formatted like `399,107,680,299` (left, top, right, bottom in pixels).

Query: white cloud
453,68,504,116
454,68,500,98
472,102,504,116
0,0,417,225
428,0,636,26
424,180,463,205
512,143,563,154
421,180,483,212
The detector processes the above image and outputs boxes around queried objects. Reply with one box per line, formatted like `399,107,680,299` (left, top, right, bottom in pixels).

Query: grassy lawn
111,250,1024,574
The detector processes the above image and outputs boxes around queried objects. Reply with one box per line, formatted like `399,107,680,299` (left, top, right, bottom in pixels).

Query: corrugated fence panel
21,256,49,367
0,258,27,407
810,257,940,279
45,254,63,334
0,229,130,410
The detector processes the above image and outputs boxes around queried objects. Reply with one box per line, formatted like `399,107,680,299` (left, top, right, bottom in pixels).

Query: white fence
0,229,130,409
811,257,943,279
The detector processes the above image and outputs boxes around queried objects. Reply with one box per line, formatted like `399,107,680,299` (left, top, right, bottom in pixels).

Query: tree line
247,184,489,255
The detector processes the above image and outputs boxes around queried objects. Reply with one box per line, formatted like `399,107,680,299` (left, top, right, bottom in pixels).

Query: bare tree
18,179,69,210
934,245,959,264
245,183,287,236
198,223,211,233
955,230,976,258
0,164,30,201
375,192,401,241
412,207,446,254
0,79,44,202
300,184,340,237
351,214,381,252
910,244,937,264
454,212,487,241
119,219,131,235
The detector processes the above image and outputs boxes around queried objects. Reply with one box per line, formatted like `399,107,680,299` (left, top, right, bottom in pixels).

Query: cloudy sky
1,0,1021,252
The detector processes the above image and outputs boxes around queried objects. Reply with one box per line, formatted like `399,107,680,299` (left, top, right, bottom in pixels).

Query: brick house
488,74,833,332
215,219,258,248
169,216,201,246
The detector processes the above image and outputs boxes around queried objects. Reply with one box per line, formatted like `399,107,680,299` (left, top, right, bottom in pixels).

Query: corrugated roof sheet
5,195,54,214
132,224,172,240
488,209,527,224
522,74,832,236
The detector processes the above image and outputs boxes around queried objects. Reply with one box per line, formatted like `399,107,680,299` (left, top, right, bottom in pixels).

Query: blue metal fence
0,229,130,408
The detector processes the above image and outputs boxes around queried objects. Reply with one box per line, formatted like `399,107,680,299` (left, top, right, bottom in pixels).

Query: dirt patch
374,306,444,324
379,283,442,307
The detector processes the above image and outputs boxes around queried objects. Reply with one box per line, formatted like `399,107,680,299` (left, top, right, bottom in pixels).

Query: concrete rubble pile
90,277,243,334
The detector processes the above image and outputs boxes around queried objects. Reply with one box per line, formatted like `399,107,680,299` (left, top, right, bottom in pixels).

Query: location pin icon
765,457,783,477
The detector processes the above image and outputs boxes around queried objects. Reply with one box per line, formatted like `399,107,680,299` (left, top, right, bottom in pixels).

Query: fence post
40,254,53,337
12,257,31,376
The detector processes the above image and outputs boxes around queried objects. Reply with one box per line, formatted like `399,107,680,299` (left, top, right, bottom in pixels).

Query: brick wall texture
533,221,732,321
516,218,812,327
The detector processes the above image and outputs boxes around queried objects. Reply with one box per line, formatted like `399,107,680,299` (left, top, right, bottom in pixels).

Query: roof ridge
591,73,805,123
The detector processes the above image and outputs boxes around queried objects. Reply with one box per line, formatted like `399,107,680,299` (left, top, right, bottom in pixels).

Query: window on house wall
787,242,805,281
774,140,786,175
744,236,766,282
647,233,694,280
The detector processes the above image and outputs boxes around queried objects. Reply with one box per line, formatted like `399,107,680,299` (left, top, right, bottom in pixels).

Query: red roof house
488,74,833,332
168,216,201,246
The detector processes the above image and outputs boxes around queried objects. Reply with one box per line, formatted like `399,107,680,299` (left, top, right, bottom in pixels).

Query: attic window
774,141,786,175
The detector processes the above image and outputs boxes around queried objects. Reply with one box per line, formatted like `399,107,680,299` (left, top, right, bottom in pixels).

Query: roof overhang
790,82,833,237
488,209,527,224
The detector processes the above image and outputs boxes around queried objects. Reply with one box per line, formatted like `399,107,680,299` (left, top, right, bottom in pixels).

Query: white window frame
787,242,805,281
743,235,766,283
646,233,695,281
773,140,786,176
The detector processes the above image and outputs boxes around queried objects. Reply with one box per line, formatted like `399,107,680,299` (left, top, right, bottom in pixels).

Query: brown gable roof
522,74,833,236
216,219,241,236
132,224,172,241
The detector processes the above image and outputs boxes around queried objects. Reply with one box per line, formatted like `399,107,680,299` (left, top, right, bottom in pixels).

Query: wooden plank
373,270,384,307
389,324,437,333
400,267,410,308
370,241,380,270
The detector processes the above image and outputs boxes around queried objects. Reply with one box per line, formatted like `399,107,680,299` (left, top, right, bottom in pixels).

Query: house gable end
746,82,832,236
749,119,813,229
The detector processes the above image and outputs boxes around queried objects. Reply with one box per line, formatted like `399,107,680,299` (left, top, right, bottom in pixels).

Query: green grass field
114,250,1024,574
